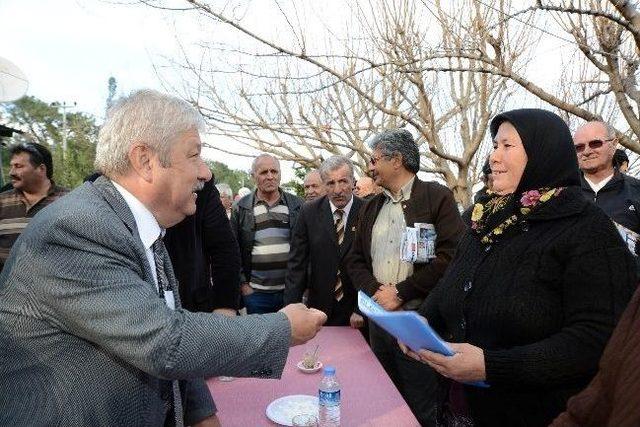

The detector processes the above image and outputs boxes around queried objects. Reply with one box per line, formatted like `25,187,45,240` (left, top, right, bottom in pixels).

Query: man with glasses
574,121,640,259
0,142,67,271
346,129,465,425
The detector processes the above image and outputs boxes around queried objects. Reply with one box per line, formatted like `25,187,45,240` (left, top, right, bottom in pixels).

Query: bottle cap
323,365,336,375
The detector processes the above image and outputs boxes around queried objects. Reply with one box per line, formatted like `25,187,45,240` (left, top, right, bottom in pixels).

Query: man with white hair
231,154,304,314
575,121,640,257
285,156,365,326
303,169,326,201
0,90,326,426
215,182,233,218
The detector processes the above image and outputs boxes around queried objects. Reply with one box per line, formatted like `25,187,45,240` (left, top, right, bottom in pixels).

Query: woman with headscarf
403,109,637,426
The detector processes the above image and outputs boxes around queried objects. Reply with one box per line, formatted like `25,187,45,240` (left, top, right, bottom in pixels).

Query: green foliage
0,96,98,189
106,77,117,113
206,160,253,194
284,165,309,198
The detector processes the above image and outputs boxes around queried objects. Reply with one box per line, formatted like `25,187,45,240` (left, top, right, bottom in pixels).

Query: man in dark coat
230,154,304,314
285,156,365,327
165,178,241,314
574,121,640,259
347,129,465,425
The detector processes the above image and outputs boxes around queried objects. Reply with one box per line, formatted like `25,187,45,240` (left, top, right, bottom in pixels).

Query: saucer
266,394,318,426
296,360,323,374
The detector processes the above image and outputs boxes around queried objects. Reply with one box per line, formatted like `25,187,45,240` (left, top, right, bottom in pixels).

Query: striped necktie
334,209,344,301
151,236,184,427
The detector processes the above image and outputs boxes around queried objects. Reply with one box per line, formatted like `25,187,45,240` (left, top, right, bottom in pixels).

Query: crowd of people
0,90,639,427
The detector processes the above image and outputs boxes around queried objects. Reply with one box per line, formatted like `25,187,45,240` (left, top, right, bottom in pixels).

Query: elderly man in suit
285,156,365,327
0,89,326,427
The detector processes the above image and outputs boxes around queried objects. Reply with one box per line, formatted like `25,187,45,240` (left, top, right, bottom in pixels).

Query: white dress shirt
329,196,354,231
112,180,175,310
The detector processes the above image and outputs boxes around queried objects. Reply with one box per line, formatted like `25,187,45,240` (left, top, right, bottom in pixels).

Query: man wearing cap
0,142,67,271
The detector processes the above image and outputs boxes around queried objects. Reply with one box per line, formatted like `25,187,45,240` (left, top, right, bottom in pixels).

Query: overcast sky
1,0,273,178
2,0,580,182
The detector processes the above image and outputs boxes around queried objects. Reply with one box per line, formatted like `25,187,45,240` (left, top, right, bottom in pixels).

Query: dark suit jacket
165,179,241,312
284,195,364,324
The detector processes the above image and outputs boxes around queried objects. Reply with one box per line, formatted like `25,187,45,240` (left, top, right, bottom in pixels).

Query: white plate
296,360,323,374
266,394,318,426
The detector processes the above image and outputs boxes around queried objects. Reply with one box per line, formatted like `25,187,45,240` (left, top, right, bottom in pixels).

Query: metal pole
51,101,76,154
61,108,67,152
0,143,4,188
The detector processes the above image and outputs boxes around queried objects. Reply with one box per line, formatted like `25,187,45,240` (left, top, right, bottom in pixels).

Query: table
207,326,419,426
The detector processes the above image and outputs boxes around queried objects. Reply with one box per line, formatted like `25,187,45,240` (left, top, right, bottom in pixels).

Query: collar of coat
525,185,588,222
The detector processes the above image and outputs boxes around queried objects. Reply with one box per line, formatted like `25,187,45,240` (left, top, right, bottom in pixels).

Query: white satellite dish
0,57,29,102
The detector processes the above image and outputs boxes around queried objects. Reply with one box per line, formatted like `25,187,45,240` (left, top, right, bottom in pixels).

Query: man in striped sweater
231,154,303,314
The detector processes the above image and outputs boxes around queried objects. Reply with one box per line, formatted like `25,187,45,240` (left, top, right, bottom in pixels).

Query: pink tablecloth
207,326,419,426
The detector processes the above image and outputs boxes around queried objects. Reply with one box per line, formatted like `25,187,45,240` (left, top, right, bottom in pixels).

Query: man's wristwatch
392,284,403,303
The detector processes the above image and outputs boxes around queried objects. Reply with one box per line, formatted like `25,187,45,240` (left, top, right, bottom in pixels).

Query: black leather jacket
580,171,640,236
230,189,303,284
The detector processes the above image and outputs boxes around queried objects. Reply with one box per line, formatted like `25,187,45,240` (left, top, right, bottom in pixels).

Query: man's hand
349,313,365,328
213,308,237,317
373,284,402,311
240,282,254,296
279,303,327,346
192,414,221,427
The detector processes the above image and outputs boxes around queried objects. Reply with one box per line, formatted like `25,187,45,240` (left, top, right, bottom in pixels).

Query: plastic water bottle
318,365,340,426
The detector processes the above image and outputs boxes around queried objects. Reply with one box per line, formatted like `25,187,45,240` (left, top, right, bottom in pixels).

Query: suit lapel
322,198,338,248
339,196,362,260
91,176,157,290
160,241,183,309
92,176,138,233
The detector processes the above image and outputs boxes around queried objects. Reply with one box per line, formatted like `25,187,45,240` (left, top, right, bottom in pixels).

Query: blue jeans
243,290,284,314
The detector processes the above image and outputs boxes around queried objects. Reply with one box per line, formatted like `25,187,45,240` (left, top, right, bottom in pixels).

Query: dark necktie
334,209,344,301
151,236,184,427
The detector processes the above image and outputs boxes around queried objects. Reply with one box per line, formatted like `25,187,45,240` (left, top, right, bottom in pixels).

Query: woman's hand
399,341,487,383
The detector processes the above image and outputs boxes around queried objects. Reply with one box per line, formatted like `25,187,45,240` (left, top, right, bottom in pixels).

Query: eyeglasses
574,138,615,153
369,154,391,165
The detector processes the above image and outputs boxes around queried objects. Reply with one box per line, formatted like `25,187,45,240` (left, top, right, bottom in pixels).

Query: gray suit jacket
0,177,291,426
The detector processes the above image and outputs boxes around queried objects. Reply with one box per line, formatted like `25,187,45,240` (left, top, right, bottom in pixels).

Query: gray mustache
193,181,205,192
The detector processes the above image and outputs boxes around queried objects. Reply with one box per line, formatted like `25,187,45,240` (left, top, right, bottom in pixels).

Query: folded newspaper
358,291,489,387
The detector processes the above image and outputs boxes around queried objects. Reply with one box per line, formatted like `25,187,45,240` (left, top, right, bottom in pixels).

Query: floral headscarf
471,109,581,244
471,188,563,244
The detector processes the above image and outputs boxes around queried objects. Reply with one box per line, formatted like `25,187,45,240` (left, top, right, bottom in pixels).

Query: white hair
237,187,252,197
318,155,355,182
216,183,233,198
95,89,205,176
251,153,280,175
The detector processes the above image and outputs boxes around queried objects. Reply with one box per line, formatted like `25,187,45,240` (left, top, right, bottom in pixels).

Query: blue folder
358,291,489,388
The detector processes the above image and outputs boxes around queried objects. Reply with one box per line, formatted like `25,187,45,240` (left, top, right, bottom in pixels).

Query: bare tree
149,0,533,207
426,0,640,154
